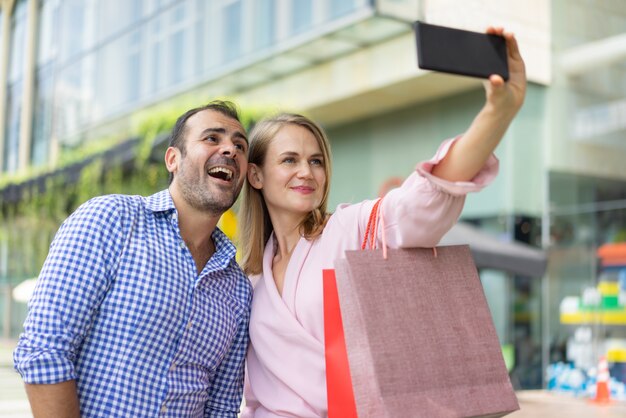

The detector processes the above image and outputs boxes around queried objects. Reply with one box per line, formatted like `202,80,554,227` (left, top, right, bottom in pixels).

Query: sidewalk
511,390,626,418
3,338,626,418
0,340,31,418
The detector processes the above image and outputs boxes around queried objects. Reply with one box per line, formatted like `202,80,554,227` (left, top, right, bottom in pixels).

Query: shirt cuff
415,136,499,196
14,342,77,384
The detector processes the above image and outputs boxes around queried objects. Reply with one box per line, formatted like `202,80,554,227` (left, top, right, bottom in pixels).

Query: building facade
1,0,625,390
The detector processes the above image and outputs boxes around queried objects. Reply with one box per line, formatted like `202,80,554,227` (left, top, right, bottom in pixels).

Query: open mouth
207,166,234,182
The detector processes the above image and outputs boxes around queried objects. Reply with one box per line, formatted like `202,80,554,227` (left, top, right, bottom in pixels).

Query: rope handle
361,198,388,259
361,197,437,259
361,198,382,250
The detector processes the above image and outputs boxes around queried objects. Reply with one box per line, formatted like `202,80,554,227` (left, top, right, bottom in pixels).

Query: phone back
414,21,509,81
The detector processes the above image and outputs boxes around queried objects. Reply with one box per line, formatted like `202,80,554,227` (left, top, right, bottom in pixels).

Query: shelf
560,311,626,325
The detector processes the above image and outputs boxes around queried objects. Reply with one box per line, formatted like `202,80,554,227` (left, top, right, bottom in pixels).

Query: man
14,101,252,417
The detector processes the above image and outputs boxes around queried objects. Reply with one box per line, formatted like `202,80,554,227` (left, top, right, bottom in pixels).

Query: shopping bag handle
361,198,437,259
361,198,388,259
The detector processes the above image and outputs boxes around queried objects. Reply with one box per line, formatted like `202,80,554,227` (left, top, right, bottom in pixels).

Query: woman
240,28,525,418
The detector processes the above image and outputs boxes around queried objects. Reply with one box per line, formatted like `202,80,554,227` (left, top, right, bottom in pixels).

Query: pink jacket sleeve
380,136,499,248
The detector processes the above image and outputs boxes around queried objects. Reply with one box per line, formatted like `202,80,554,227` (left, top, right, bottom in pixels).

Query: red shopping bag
323,268,358,418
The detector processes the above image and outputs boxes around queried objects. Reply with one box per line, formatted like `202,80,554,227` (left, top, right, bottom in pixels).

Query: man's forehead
188,109,246,136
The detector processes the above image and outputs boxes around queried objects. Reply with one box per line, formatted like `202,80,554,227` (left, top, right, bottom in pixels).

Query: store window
468,215,545,389
547,172,626,381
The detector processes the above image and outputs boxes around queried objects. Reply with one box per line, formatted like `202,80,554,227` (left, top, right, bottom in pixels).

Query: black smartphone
414,21,509,81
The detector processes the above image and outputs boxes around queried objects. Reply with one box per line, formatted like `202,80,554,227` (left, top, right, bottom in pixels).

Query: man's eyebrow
200,127,248,143
234,131,248,143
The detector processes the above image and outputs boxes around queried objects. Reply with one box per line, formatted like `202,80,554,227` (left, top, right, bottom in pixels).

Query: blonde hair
239,113,332,275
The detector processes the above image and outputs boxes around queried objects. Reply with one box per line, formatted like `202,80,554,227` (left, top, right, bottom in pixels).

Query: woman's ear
165,147,181,176
248,163,263,190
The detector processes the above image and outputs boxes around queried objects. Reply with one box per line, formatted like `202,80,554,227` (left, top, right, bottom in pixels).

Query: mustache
206,156,238,171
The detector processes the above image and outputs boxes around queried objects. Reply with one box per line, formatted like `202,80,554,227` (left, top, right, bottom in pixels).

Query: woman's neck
269,212,305,259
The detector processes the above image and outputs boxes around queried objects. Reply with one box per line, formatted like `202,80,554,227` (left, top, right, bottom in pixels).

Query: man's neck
168,186,220,253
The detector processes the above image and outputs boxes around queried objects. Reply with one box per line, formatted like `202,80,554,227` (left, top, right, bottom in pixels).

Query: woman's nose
297,162,313,178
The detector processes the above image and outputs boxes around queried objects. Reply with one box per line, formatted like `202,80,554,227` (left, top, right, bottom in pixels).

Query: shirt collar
212,227,237,262
145,189,176,213
146,189,238,263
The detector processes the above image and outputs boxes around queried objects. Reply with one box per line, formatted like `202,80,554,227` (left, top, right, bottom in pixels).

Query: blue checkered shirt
14,190,252,417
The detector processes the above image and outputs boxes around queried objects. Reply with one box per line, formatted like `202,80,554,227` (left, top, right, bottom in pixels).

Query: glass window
126,30,142,103
255,0,275,49
291,0,313,35
149,13,166,93
58,0,97,64
0,9,3,57
546,171,626,395
96,0,144,44
329,0,357,18
4,83,22,173
31,66,53,166
93,37,125,116
4,0,27,173
168,1,191,85
54,56,95,144
8,0,27,83
37,0,60,66
151,39,164,92
193,0,206,76
223,0,242,62
170,30,185,84
32,0,61,167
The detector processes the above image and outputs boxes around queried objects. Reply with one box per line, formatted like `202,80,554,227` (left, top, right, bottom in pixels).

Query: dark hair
167,100,241,183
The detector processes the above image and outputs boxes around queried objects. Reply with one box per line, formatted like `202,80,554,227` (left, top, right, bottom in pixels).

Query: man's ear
247,163,263,190
165,147,181,176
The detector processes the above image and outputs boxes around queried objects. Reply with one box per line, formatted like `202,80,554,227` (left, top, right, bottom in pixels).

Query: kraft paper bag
332,244,519,418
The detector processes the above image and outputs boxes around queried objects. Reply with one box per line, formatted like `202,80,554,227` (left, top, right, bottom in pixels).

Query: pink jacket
242,138,499,418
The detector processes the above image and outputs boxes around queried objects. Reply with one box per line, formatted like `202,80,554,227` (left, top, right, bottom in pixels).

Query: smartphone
413,21,509,81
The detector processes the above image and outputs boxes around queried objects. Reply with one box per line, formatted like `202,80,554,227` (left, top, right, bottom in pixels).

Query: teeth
208,167,233,180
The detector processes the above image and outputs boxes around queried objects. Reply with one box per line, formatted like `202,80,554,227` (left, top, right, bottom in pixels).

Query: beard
176,157,243,216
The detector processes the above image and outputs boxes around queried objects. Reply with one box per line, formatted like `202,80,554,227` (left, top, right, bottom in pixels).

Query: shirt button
170,361,176,371
186,321,193,330
160,404,167,413
179,241,186,249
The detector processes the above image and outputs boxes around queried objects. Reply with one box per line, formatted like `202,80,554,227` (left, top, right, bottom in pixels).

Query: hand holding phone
414,21,509,81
